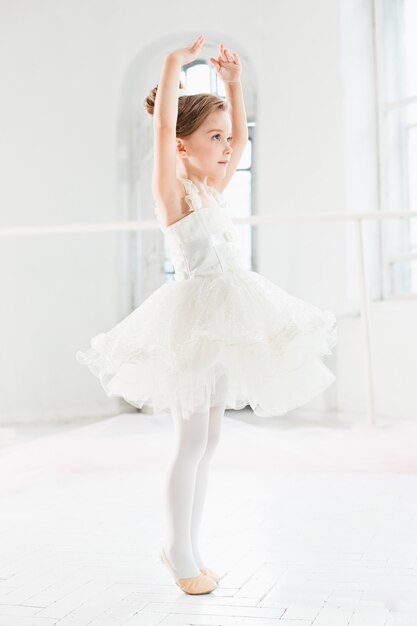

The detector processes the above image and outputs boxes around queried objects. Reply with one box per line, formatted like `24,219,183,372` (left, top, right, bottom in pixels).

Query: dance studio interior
1,0,416,624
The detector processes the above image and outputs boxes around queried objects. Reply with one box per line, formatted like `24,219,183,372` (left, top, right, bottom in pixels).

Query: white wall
0,0,415,424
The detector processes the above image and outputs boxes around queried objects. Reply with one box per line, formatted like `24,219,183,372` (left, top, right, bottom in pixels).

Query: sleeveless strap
178,177,227,210
178,178,202,212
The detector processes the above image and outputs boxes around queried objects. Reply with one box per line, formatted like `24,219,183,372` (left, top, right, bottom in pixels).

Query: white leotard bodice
154,178,245,281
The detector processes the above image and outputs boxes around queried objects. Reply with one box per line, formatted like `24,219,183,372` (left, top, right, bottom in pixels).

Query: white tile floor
0,408,417,625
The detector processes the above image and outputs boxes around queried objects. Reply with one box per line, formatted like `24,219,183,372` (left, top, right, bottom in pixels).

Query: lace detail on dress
153,178,228,226
178,178,202,212
153,178,200,225
179,177,229,210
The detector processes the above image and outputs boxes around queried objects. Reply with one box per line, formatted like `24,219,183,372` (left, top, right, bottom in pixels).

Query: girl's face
176,110,233,178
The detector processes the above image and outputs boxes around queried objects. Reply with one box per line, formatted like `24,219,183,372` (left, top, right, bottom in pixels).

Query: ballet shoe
200,567,221,583
159,547,217,595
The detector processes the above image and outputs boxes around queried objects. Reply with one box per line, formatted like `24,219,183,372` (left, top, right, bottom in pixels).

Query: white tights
162,371,228,578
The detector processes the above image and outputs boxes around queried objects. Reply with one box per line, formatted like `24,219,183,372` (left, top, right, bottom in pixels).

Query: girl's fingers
223,47,231,60
224,48,235,62
219,43,236,63
192,37,204,51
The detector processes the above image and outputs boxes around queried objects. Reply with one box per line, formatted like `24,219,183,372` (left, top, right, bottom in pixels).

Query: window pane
383,0,403,102
215,75,226,98
224,170,252,270
408,124,417,248
404,0,417,97
384,0,417,101
384,101,417,265
385,107,407,211
185,63,210,94
236,139,252,169
390,258,417,295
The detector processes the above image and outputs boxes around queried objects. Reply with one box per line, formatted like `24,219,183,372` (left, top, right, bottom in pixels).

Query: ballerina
77,34,338,595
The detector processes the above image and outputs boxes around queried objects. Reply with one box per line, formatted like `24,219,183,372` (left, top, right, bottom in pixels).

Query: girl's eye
212,134,233,142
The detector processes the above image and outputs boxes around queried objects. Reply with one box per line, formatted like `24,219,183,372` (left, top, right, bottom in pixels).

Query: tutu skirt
76,269,337,420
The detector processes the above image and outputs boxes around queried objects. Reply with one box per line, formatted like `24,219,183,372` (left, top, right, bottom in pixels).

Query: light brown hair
144,81,229,137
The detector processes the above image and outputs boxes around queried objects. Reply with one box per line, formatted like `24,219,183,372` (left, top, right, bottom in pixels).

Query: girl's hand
168,34,205,66
210,43,241,83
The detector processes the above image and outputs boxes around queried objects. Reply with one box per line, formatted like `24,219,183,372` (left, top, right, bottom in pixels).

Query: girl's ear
176,138,187,158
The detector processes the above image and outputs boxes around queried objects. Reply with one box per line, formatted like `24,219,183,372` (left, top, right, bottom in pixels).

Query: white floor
0,408,417,626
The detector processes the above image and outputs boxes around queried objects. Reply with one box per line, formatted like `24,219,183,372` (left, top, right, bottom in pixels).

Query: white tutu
76,268,337,420
77,177,337,420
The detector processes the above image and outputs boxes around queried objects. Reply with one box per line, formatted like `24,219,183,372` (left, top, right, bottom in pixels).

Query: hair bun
144,85,157,116
144,81,186,116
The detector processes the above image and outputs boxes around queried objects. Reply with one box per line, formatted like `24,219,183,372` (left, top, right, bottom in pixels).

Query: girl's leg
163,403,210,578
190,371,228,570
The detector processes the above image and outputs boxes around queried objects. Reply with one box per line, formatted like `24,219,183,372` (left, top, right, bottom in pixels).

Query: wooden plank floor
0,409,416,625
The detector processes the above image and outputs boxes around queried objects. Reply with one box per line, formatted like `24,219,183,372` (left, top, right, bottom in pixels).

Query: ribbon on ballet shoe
200,566,221,583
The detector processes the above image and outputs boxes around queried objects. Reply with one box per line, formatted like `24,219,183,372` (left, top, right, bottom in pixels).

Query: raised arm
153,54,182,128
208,44,248,192
224,81,249,147
152,36,205,212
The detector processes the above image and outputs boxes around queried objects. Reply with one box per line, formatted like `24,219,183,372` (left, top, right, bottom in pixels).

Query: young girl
77,34,337,596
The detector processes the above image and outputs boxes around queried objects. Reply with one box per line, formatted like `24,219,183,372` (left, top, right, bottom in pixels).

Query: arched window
163,59,255,280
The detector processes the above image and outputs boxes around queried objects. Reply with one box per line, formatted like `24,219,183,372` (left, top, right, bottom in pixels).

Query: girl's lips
218,161,228,165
